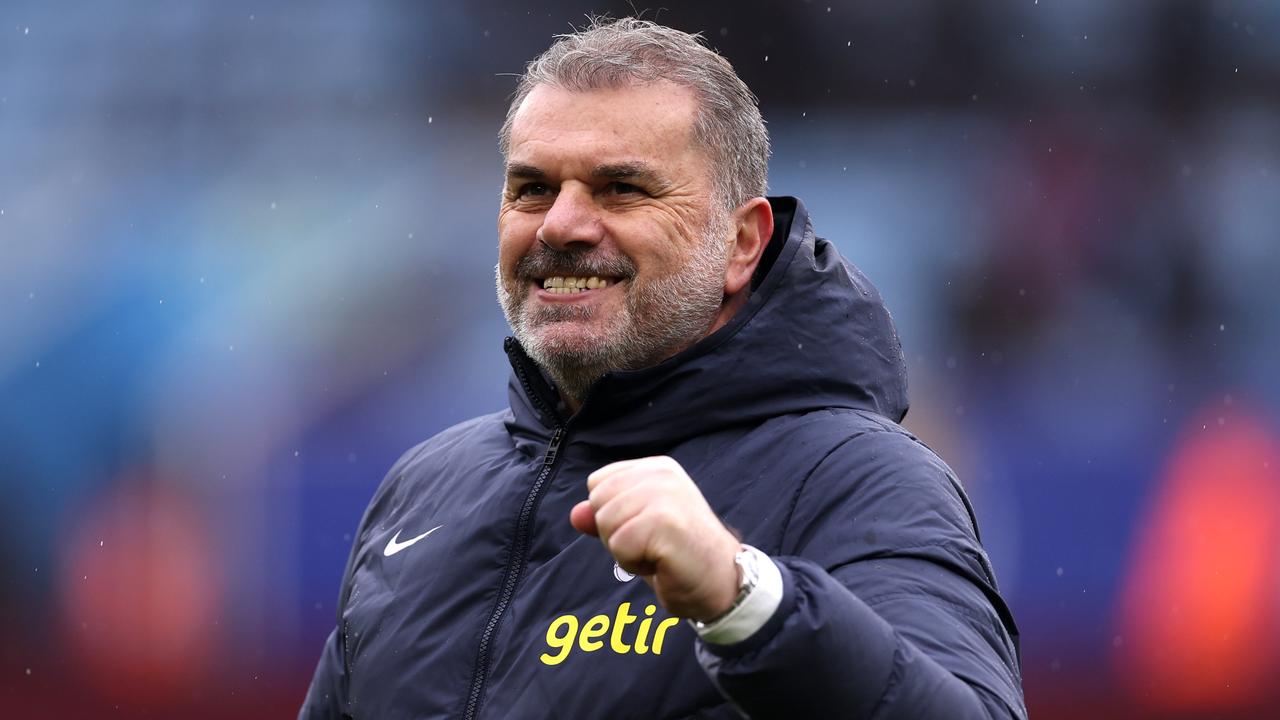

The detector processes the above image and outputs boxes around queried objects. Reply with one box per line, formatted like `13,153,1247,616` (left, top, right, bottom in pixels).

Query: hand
569,456,742,621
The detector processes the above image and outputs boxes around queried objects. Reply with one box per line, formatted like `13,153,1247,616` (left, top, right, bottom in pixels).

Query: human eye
515,182,552,198
603,181,646,196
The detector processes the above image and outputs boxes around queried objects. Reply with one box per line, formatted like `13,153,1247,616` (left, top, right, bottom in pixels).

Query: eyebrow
505,163,546,180
503,161,669,190
590,162,666,188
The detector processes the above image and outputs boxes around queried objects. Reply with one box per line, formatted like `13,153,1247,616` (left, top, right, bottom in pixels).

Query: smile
540,276,617,294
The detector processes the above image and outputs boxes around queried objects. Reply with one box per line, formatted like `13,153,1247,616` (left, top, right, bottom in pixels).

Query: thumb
569,500,598,537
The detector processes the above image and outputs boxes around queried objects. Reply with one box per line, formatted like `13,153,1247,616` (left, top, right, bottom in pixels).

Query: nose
538,183,604,251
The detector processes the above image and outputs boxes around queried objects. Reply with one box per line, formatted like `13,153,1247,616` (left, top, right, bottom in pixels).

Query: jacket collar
504,197,909,453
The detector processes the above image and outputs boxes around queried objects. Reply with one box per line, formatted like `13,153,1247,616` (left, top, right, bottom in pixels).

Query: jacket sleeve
299,517,369,720
299,627,349,719
298,440,431,719
695,426,1025,719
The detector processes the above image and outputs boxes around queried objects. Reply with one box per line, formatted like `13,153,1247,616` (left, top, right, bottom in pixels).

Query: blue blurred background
3,1,1279,717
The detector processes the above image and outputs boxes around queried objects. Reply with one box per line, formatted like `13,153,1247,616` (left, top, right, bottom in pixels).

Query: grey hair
499,17,770,212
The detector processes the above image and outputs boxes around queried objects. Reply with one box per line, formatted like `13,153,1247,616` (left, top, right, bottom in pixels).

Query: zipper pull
544,427,565,466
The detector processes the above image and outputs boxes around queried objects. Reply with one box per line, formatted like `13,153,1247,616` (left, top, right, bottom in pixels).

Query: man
302,18,1024,720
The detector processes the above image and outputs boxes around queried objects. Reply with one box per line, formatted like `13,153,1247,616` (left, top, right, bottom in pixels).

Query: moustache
514,247,637,282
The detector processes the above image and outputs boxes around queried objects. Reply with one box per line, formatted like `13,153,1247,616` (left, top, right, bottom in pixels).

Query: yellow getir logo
540,602,681,666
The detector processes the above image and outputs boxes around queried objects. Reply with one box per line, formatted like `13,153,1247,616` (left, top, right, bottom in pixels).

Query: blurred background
2,1,1278,717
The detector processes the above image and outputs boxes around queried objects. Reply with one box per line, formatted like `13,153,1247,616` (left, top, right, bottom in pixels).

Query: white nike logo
383,524,444,557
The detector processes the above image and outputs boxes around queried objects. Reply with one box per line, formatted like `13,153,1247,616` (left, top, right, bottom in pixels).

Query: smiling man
302,18,1025,720
497,81,766,410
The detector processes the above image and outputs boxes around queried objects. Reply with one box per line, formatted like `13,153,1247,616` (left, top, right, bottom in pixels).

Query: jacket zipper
461,424,565,720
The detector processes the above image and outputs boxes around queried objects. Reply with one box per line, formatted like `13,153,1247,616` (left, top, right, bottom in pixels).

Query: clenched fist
569,456,742,622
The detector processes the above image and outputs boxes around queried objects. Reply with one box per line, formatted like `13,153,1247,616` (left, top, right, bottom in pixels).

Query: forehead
507,82,706,175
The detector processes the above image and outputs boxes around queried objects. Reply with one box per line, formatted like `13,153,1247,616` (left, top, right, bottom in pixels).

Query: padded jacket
300,197,1025,719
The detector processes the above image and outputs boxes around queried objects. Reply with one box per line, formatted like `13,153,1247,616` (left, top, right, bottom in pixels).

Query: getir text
540,602,681,666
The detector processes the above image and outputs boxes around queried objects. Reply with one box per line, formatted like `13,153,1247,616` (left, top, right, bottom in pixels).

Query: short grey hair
499,17,770,212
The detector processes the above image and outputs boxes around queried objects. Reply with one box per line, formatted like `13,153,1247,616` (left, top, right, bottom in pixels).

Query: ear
723,197,774,297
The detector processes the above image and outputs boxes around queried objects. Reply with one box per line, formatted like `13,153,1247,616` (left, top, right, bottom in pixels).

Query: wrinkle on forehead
507,82,704,168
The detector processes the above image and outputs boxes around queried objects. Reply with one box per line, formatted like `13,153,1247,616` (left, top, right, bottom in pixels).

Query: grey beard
497,218,731,407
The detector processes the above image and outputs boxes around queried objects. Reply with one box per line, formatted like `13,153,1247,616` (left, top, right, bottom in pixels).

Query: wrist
693,544,758,626
697,539,748,622
689,545,783,645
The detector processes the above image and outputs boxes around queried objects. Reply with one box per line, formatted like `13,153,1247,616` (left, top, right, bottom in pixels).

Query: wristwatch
691,545,761,630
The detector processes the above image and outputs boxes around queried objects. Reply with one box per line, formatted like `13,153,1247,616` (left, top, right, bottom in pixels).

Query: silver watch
692,545,761,630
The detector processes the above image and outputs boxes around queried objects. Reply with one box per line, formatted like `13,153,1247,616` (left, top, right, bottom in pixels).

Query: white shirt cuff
690,545,784,645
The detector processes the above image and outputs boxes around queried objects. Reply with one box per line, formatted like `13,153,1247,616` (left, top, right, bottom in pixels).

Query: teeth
541,276,614,291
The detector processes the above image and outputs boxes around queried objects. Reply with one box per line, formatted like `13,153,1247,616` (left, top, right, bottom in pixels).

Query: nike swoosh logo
383,524,444,557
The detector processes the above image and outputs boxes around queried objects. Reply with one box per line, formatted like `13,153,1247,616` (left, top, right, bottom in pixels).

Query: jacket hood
504,196,909,452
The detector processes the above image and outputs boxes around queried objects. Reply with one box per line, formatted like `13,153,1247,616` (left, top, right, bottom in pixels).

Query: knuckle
606,522,642,558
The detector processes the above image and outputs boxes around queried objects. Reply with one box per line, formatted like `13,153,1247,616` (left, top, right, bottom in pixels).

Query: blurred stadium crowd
2,1,1278,717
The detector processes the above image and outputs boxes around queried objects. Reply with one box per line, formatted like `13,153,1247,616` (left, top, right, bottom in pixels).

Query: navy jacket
301,197,1025,719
